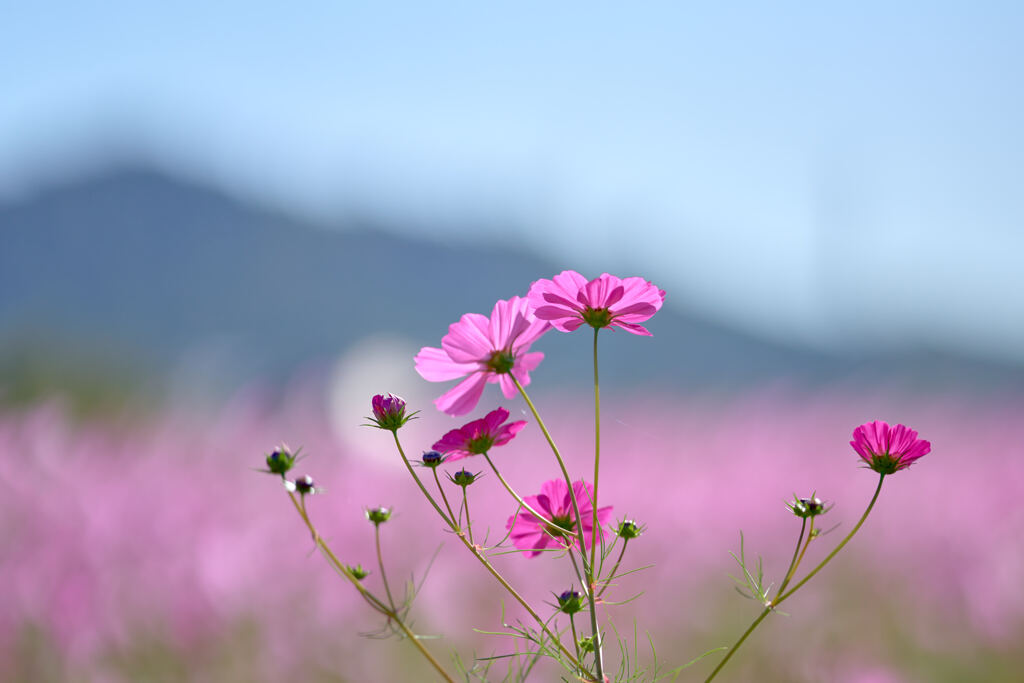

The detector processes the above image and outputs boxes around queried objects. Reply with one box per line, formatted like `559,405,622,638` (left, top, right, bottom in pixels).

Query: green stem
773,518,808,600
590,327,601,572
570,614,581,676
597,539,629,599
286,492,454,682
775,474,885,606
391,432,454,528
390,433,592,678
462,486,475,546
431,467,458,528
703,608,771,683
375,524,398,612
705,474,886,682
510,375,605,682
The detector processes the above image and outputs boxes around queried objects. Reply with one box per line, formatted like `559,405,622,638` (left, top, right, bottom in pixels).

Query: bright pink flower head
432,407,526,462
851,421,931,474
506,479,613,558
528,270,666,336
414,296,549,416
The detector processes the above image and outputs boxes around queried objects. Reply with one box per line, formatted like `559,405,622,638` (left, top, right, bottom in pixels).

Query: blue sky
2,2,1022,361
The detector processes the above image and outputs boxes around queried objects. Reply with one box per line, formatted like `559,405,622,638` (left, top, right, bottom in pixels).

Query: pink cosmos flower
506,479,613,558
414,296,549,415
432,407,527,462
527,270,666,336
851,421,931,474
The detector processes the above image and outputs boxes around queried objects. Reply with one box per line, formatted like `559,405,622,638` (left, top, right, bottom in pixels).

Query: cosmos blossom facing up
415,296,549,415
850,421,931,474
527,270,666,336
506,479,613,558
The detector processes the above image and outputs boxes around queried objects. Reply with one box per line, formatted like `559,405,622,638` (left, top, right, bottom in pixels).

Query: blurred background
2,2,1022,681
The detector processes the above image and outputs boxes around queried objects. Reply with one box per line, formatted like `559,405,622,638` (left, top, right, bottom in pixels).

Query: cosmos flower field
2,382,1022,682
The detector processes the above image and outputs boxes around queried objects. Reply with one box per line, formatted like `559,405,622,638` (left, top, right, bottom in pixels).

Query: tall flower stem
390,433,593,679
286,492,455,683
391,432,454,529
375,524,398,612
511,375,605,683
590,327,601,572
431,468,458,527
773,518,809,600
461,487,475,546
704,474,887,682
597,538,629,599
775,474,885,606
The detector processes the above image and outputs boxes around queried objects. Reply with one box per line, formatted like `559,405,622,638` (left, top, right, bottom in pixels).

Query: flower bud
577,635,596,653
450,469,479,487
366,393,416,432
265,445,296,476
556,589,585,615
421,450,445,468
293,475,317,496
366,506,392,526
347,564,369,580
787,495,828,519
617,519,643,539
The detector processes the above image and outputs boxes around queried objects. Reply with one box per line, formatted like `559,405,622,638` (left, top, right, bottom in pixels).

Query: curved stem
703,607,771,683
775,474,885,606
597,538,629,599
590,328,601,572
375,524,398,612
431,468,458,527
462,486,475,546
705,474,887,682
391,432,454,528
511,375,605,682
773,518,808,601
511,376,605,681
390,433,592,678
286,492,454,682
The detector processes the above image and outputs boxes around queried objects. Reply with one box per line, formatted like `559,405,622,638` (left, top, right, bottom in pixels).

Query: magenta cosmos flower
432,407,526,462
506,479,613,558
851,421,931,474
527,270,666,336
414,296,549,415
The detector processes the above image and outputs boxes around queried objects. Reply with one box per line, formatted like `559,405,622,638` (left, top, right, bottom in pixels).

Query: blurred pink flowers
506,479,613,558
527,270,666,336
415,296,549,415
851,421,931,474
432,407,526,461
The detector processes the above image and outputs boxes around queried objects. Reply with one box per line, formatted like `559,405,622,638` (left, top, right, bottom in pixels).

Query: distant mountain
2,167,1021,396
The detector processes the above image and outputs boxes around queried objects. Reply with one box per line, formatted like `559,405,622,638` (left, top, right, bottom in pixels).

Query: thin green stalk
703,607,771,682
590,327,601,572
570,614,581,677
597,538,629,599
705,474,886,682
390,433,592,678
775,474,885,606
375,524,398,612
772,518,808,600
391,432,454,528
431,467,458,527
509,376,591,568
286,492,454,682
510,375,605,683
462,486,475,546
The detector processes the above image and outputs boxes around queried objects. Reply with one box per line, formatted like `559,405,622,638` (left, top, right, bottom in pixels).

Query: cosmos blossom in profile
506,479,613,558
527,270,666,336
850,421,931,474
431,407,526,462
414,296,549,416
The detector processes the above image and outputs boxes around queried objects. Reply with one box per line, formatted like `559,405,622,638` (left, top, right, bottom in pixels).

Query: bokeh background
2,3,1023,681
